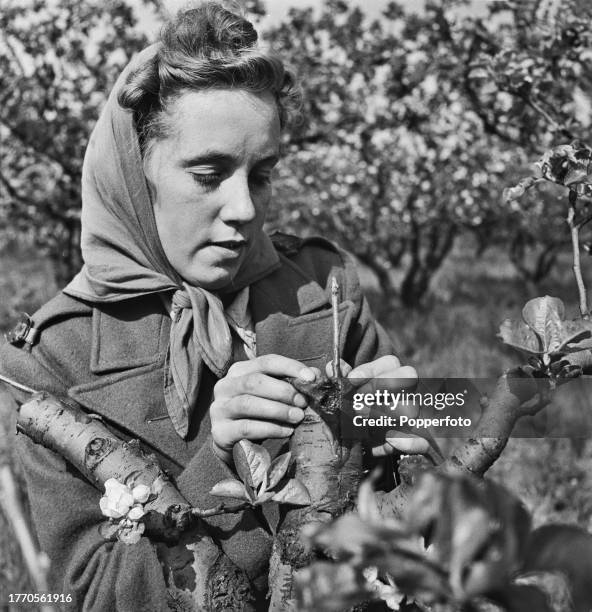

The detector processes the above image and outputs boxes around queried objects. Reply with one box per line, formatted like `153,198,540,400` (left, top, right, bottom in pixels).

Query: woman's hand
211,355,316,465
328,355,429,457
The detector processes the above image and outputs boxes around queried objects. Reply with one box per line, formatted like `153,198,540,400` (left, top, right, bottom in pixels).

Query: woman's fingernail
293,393,307,408
298,368,316,382
289,408,304,422
281,426,294,436
349,368,366,379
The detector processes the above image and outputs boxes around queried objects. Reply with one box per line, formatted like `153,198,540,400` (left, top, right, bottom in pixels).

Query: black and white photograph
1,0,592,610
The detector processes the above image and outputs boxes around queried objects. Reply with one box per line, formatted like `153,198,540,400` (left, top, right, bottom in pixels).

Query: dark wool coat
0,237,393,611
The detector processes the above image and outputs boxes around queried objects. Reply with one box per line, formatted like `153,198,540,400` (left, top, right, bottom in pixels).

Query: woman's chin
180,263,240,291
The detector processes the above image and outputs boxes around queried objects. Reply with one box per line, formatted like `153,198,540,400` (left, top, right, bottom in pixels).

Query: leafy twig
331,276,342,381
524,95,575,140
567,190,589,318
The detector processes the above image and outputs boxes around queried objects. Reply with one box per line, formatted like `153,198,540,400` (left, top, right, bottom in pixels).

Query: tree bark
15,392,255,611
268,378,363,611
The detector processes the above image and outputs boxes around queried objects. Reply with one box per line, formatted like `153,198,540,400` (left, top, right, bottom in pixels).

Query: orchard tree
465,0,592,284
0,0,164,285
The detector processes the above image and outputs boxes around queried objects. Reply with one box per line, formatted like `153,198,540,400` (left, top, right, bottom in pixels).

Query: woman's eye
191,173,221,189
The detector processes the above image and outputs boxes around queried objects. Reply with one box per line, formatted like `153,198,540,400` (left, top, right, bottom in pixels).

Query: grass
1,236,592,604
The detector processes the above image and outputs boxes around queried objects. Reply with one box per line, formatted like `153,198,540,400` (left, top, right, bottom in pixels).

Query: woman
0,3,422,610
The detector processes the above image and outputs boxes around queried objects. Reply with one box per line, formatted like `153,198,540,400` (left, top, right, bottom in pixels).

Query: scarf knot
171,288,192,321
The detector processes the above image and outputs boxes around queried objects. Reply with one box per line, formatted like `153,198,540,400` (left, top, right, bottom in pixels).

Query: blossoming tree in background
266,0,592,304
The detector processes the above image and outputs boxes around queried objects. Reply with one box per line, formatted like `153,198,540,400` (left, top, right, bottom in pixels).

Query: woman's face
144,88,281,290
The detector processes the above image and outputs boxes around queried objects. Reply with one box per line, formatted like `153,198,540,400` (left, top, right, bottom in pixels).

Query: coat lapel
68,295,198,469
68,362,198,469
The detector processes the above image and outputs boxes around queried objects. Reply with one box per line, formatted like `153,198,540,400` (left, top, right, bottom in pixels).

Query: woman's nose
219,175,257,225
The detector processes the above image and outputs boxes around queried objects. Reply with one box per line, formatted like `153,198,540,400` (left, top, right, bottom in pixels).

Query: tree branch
568,192,589,318
523,95,575,140
0,169,31,206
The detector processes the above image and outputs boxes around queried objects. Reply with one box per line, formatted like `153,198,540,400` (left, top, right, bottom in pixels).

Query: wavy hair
118,2,299,155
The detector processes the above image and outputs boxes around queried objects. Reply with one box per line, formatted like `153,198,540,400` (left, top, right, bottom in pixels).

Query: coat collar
250,252,330,321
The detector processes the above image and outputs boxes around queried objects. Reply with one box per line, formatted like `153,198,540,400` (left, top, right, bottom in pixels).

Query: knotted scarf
64,45,280,437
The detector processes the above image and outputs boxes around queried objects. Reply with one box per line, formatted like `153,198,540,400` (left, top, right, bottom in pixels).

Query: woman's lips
208,239,248,258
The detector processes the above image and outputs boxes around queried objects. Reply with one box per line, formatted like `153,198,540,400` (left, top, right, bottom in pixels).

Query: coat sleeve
0,342,169,612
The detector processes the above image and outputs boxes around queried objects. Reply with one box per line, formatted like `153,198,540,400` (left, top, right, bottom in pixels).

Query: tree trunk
268,377,363,611
50,218,82,288
399,222,457,308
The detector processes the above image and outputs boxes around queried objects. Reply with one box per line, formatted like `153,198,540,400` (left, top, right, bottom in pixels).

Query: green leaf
500,300,592,358
266,451,292,490
375,551,450,602
295,562,373,612
253,490,275,506
357,477,381,523
538,141,592,188
150,476,166,498
558,318,592,352
117,521,145,545
510,575,570,612
502,176,540,203
98,521,121,541
232,440,271,489
209,478,250,501
498,318,543,354
271,478,311,506
521,296,564,353
491,583,554,612
260,500,280,535
257,471,268,496
304,512,407,562
404,472,532,602
522,524,592,612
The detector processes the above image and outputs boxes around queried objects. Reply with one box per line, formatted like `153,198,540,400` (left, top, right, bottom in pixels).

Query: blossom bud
127,505,145,521
132,484,151,504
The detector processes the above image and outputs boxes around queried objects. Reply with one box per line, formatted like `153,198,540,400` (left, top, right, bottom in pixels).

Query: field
1,236,592,605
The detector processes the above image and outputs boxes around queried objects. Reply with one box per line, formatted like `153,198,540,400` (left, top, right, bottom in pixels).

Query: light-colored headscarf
64,45,280,437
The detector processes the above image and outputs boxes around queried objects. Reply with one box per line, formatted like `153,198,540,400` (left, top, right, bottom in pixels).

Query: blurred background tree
0,0,165,285
266,0,592,305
